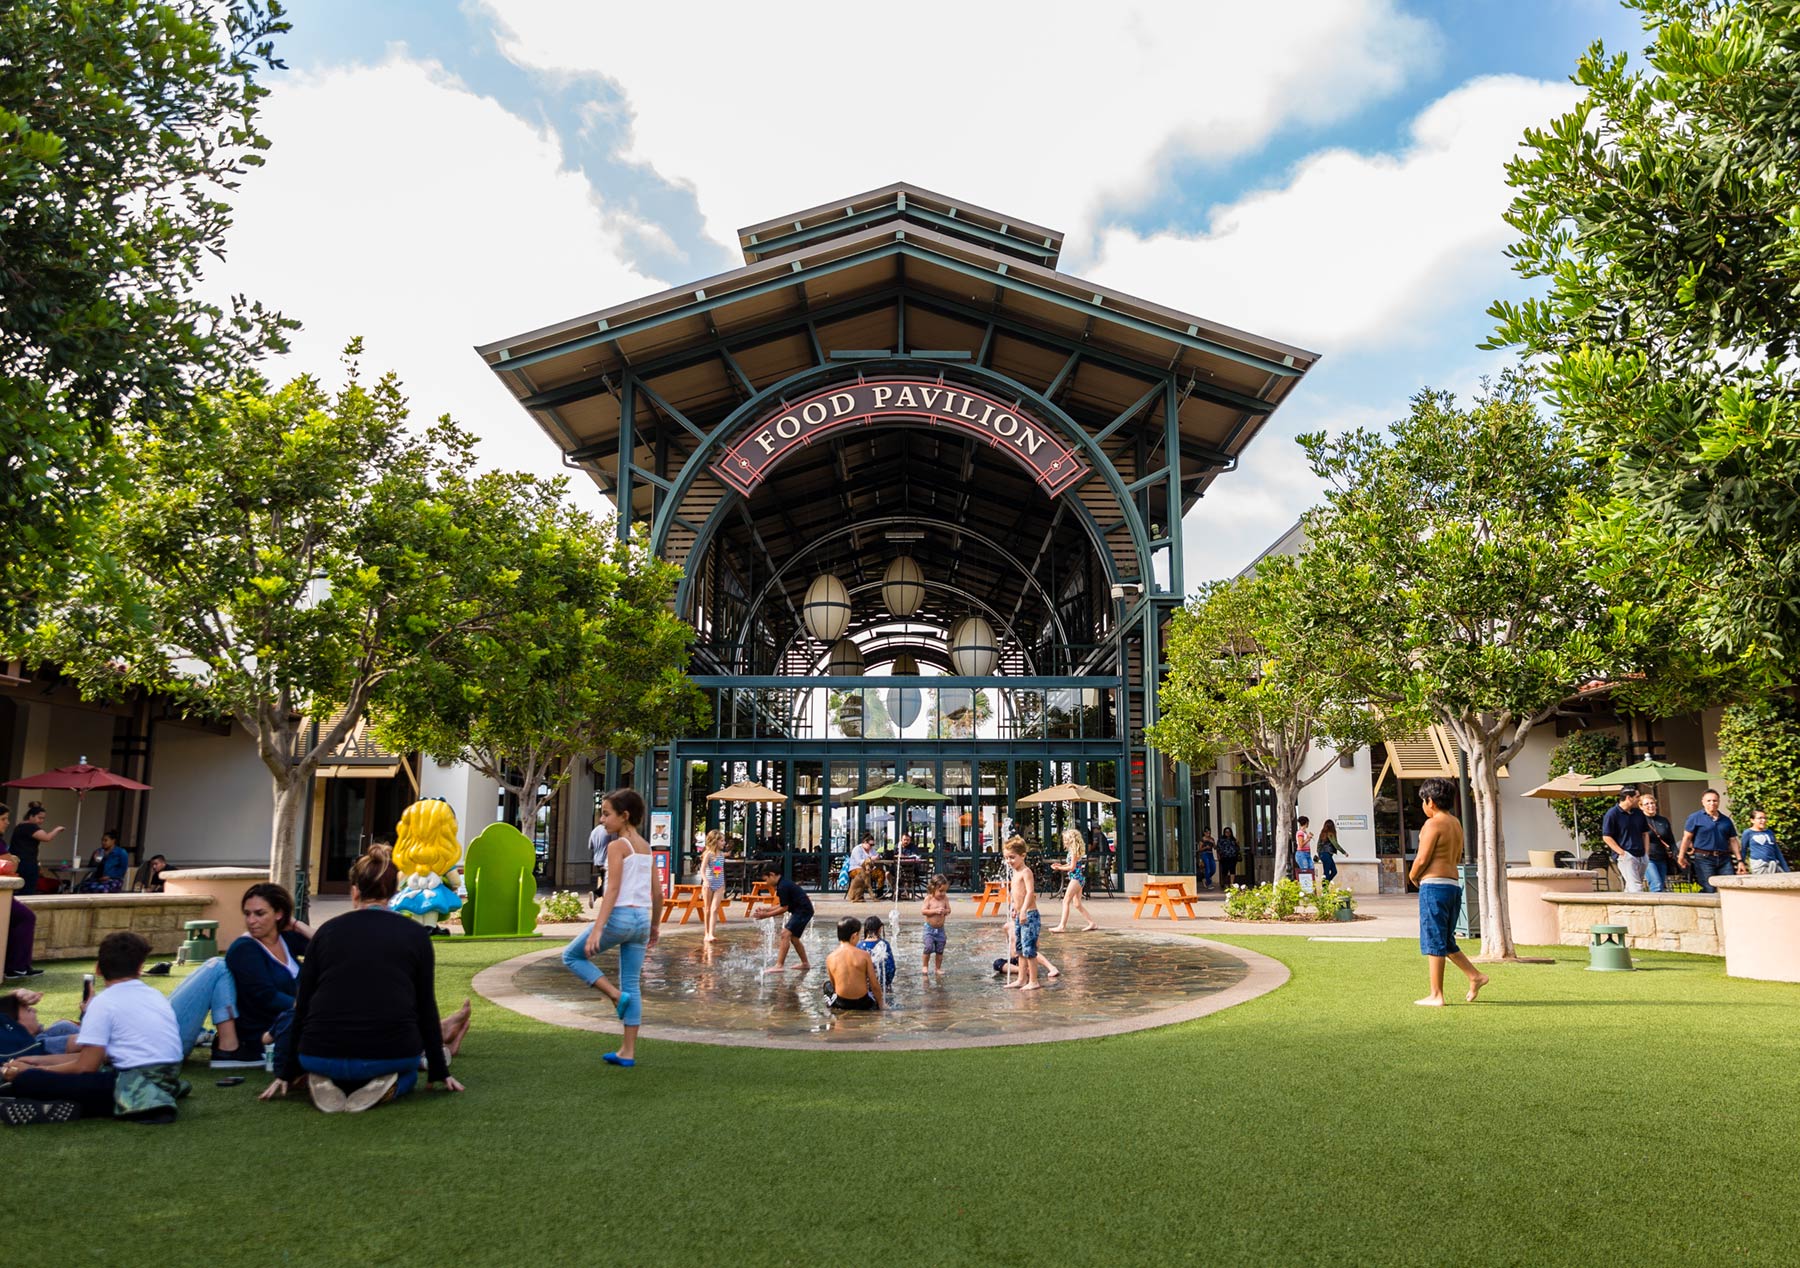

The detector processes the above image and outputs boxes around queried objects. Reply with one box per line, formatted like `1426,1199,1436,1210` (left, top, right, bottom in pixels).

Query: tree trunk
1466,736,1516,960
1272,783,1297,885
269,768,311,890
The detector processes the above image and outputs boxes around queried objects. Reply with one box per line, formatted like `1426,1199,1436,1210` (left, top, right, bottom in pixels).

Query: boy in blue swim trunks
920,874,950,977
1003,837,1043,991
1409,778,1489,1007
752,863,813,974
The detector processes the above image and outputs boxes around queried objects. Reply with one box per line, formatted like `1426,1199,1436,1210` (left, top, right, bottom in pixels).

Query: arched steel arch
732,515,1071,672
655,357,1152,619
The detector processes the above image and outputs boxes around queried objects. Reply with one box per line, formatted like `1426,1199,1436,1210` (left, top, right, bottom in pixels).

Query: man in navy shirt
1678,789,1741,893
1601,787,1651,892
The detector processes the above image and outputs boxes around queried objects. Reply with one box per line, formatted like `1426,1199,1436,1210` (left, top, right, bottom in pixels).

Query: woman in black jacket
259,854,464,1113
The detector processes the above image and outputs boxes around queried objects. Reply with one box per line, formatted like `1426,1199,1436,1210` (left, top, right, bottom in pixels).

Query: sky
207,0,1646,587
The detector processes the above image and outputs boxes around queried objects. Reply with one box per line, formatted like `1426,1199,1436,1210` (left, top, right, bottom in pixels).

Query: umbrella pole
71,792,85,867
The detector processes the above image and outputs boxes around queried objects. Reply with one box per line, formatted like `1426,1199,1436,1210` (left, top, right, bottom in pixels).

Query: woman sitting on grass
259,853,464,1113
168,881,313,1069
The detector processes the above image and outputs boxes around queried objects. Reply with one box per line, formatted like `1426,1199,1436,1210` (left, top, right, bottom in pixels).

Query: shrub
539,890,585,923
1546,730,1624,845
1718,698,1800,843
1223,879,1356,922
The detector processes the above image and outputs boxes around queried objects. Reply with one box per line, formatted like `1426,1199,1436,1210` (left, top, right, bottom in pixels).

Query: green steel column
616,375,635,541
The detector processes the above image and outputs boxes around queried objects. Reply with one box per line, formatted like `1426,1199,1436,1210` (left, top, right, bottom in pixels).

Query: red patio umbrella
5,757,152,866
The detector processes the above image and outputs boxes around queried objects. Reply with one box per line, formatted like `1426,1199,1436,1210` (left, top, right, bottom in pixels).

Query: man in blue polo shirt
1678,789,1741,893
1601,786,1651,892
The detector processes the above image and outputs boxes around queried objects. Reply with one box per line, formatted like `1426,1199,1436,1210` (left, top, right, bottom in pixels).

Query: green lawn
13,936,1795,1267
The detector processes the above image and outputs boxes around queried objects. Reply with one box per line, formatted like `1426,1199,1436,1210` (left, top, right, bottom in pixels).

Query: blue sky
213,0,1646,583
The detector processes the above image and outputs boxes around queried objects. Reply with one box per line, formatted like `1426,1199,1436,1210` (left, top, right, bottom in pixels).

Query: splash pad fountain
476,918,1284,1051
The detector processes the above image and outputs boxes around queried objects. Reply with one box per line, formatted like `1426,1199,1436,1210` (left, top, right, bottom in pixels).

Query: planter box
1505,868,1602,946
1709,875,1800,983
19,893,215,962
1540,891,1722,957
161,867,270,944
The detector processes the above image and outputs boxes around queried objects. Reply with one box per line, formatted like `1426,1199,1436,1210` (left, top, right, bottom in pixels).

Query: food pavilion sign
711,376,1089,497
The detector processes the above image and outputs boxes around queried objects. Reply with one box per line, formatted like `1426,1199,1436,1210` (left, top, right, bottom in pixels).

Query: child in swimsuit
824,917,881,1011
920,875,950,976
699,829,727,944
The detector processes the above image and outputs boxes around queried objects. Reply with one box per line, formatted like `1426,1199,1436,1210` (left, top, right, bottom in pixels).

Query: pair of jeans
297,1052,418,1099
1692,854,1735,893
39,1019,80,1055
1200,854,1216,886
1644,857,1674,891
1322,855,1338,883
561,907,650,1027
5,897,35,974
166,956,239,1055
10,1067,116,1117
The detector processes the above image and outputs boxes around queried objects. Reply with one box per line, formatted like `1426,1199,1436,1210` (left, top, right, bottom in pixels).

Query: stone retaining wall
1542,892,1722,956
22,893,215,962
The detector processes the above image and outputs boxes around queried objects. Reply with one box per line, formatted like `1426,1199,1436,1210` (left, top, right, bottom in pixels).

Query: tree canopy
1149,551,1401,882
1300,375,1614,957
371,513,709,832
30,352,642,888
1489,0,1800,669
1,1,292,636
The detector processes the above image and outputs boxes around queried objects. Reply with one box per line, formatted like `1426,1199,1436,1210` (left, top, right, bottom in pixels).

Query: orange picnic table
662,883,710,923
1132,880,1201,920
738,879,778,918
971,880,1010,917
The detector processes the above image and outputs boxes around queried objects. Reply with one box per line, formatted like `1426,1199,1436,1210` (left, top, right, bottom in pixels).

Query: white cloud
1093,75,1582,351
206,55,662,496
479,0,1439,262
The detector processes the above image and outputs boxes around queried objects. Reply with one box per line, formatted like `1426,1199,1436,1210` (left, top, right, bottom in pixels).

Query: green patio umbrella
1584,759,1714,786
852,780,948,900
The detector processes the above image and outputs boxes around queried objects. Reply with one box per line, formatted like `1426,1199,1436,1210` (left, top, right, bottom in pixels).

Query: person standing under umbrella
1640,794,1678,892
8,802,65,896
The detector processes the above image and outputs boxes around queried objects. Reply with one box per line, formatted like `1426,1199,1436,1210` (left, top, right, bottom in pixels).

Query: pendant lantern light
890,653,919,676
881,556,925,617
948,616,1000,677
826,637,864,677
801,573,852,642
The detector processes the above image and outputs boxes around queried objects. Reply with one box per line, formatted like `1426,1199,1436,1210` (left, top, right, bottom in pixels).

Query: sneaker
3,968,44,980
0,1097,80,1125
210,1043,265,1069
305,1074,347,1114
194,1029,217,1054
144,962,172,976
343,1072,398,1113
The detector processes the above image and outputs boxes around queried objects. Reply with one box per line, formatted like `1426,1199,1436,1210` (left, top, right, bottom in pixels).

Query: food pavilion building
480,184,1317,890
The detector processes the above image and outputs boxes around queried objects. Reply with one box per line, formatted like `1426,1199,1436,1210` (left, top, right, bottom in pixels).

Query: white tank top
615,849,654,908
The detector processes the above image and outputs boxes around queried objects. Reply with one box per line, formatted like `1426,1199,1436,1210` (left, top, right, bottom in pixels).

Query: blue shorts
785,911,813,939
1418,880,1462,957
921,924,947,955
1014,910,1041,960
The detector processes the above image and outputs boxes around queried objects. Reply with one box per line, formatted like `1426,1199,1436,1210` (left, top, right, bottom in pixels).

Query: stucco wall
144,722,274,867
419,759,501,845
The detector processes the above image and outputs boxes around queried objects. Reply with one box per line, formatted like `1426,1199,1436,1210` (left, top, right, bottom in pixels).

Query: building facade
481,184,1319,889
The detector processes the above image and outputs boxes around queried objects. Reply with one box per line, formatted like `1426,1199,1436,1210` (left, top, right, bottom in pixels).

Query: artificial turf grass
10,936,1797,1268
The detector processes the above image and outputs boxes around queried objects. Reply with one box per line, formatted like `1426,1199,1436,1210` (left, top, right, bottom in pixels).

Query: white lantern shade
881,556,924,617
826,638,864,676
802,574,852,641
949,615,1000,676
890,653,919,676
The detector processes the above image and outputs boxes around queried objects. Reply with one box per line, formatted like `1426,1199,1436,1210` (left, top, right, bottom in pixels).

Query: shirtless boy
824,917,882,1011
1003,838,1043,991
1409,777,1489,1006
920,874,951,976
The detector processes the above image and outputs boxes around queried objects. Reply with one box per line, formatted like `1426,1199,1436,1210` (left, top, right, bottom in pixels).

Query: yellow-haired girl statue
390,798,465,928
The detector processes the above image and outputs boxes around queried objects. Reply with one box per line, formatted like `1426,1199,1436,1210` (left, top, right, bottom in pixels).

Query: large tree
31,354,567,889
1300,376,1615,959
371,513,708,833
1,1,292,635
1489,0,1800,669
1148,551,1403,884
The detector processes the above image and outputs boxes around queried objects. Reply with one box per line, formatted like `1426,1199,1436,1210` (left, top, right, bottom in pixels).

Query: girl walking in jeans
562,787,663,1067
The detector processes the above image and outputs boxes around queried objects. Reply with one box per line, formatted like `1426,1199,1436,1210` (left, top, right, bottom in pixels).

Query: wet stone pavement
512,920,1251,1046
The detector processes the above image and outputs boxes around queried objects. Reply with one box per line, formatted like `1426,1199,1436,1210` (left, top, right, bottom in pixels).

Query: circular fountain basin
475,921,1284,1051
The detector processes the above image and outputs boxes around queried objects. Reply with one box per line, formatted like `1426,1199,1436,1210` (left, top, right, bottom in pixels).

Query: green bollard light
1586,923,1633,972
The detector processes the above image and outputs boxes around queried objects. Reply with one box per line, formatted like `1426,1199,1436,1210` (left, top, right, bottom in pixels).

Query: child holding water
920,874,950,976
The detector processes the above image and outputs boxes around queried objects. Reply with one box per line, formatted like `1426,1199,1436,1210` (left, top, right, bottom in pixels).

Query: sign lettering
710,377,1089,497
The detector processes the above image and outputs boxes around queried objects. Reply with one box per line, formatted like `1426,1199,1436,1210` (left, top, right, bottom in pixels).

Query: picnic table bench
738,879,778,918
1132,879,1201,920
660,883,727,924
971,880,1010,918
